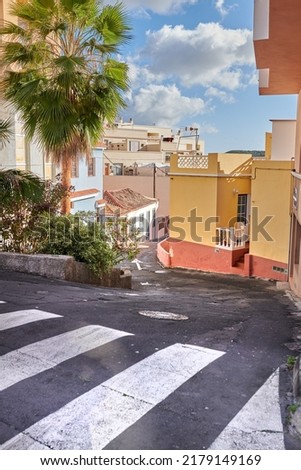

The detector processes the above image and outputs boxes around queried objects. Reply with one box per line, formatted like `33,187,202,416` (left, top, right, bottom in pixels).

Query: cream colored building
0,0,51,178
102,120,204,174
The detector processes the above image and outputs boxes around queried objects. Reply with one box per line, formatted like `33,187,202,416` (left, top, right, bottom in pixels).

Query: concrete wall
295,92,301,174
217,155,252,228
0,253,131,289
70,152,103,213
250,160,291,264
157,239,288,281
271,120,296,160
169,153,252,246
71,155,103,193
169,172,217,245
2,0,15,22
104,175,169,217
265,132,272,159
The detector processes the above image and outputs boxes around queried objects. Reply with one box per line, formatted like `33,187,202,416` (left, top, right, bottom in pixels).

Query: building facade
158,148,291,281
253,0,301,295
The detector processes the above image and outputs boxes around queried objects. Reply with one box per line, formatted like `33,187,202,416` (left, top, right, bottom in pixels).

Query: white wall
253,0,270,40
271,120,296,161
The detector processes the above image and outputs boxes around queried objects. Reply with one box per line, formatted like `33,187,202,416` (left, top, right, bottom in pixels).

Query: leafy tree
0,170,68,252
0,0,131,213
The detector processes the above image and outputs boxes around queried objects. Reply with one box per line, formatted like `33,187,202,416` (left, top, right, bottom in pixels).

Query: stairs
234,254,245,269
231,247,249,276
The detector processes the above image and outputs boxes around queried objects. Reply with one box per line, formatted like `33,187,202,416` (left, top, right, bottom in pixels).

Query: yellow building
158,150,292,281
249,159,292,279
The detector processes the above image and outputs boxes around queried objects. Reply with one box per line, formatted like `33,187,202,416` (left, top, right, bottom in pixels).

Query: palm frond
0,118,13,147
0,0,132,181
0,168,45,203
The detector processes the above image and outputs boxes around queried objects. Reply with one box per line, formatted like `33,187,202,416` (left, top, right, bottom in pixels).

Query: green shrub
1,170,140,276
36,214,120,275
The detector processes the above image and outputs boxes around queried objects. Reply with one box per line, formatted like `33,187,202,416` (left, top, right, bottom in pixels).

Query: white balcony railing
216,224,248,250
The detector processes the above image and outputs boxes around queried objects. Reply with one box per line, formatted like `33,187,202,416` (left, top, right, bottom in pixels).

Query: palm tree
0,118,13,148
0,0,131,213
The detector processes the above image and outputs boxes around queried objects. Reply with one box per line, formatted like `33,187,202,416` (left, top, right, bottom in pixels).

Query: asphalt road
0,244,301,450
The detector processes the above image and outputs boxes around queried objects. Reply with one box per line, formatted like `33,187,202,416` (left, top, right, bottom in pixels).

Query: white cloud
248,71,259,86
205,87,235,103
199,123,218,134
126,84,206,127
214,1,237,17
142,23,254,89
127,61,164,91
120,0,198,15
215,0,227,16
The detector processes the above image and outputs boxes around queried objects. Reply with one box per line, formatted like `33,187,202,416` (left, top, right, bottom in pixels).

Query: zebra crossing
0,306,286,450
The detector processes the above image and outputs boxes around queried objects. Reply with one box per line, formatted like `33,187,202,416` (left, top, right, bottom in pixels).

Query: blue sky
111,0,297,153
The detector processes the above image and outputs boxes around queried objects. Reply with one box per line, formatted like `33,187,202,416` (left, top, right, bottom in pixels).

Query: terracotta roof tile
96,198,106,206
103,188,157,213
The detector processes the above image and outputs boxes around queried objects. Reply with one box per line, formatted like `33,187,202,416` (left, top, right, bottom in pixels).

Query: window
237,194,248,223
129,140,140,152
113,163,123,175
71,157,79,178
88,156,96,177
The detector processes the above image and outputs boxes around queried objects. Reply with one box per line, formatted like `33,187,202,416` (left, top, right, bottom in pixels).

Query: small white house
99,187,158,240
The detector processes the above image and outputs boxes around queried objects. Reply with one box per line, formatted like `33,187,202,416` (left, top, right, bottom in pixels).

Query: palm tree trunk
61,157,72,214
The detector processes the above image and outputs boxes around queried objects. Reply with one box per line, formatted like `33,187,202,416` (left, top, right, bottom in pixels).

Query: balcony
216,224,248,250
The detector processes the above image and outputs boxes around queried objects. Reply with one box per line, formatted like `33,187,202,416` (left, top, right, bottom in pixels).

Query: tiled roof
96,198,106,206
71,188,100,200
103,188,157,214
104,203,127,216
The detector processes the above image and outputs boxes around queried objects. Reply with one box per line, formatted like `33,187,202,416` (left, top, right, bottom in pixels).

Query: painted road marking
1,344,225,449
0,325,132,392
209,369,284,450
0,309,62,331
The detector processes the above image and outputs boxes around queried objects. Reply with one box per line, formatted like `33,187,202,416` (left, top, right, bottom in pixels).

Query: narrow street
0,244,300,450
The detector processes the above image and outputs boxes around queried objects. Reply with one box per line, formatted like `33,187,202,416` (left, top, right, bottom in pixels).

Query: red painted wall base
157,238,288,282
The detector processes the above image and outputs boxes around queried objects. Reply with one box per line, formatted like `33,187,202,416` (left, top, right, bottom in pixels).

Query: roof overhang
71,188,100,202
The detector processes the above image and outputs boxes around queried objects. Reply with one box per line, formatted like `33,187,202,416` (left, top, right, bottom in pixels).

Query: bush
1,170,140,276
1,172,70,253
36,214,120,275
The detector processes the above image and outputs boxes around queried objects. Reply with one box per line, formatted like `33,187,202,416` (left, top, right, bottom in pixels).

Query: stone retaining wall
0,252,131,289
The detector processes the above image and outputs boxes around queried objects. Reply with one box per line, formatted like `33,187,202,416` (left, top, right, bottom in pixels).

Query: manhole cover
138,310,189,321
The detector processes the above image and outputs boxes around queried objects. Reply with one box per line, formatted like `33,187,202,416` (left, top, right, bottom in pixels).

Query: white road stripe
209,369,284,450
1,344,224,450
0,309,62,331
0,325,132,392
